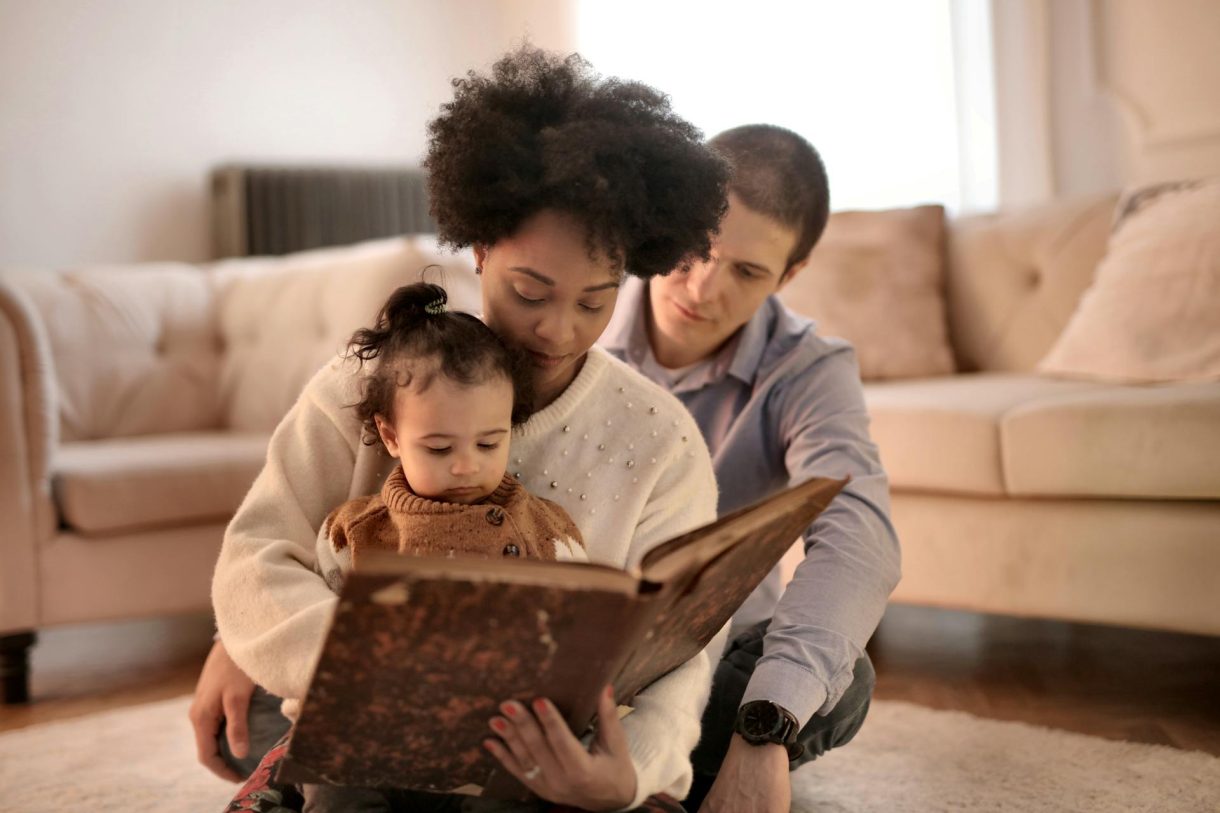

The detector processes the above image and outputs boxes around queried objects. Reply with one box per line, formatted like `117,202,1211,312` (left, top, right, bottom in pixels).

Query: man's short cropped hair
708,124,830,274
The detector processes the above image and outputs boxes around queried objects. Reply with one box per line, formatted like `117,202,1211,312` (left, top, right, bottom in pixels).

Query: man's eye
736,264,762,280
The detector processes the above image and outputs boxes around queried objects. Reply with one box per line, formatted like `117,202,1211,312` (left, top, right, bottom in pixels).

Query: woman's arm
492,409,722,809
617,424,723,807
211,358,366,702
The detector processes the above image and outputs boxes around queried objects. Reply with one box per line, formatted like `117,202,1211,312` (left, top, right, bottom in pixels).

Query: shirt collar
601,276,774,389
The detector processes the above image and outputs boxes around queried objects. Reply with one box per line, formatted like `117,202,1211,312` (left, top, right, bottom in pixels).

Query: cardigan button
486,507,505,526
503,544,521,557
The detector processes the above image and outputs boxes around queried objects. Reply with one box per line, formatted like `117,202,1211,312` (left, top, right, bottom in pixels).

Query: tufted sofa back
944,194,1117,372
211,237,479,432
5,237,480,442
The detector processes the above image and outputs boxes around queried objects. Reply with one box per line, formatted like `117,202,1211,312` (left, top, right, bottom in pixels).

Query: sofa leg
1,631,37,704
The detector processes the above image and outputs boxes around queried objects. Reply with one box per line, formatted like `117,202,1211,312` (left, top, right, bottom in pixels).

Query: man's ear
374,415,401,459
776,254,813,292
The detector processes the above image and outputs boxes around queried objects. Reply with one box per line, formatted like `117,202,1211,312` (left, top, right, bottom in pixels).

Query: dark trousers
682,621,875,811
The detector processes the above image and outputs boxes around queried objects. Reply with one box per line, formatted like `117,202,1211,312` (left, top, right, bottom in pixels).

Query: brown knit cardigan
323,466,585,568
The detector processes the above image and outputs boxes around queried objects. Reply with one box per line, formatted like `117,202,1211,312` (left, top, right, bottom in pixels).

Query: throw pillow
1038,178,1220,383
778,204,955,380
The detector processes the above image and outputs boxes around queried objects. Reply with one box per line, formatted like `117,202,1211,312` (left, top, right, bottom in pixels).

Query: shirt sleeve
211,361,359,701
741,343,901,727
618,416,723,807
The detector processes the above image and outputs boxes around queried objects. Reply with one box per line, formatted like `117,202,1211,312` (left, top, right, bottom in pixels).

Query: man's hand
484,684,638,811
700,734,790,813
188,639,256,782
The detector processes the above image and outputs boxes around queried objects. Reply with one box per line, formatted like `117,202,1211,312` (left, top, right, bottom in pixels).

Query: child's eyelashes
423,443,501,455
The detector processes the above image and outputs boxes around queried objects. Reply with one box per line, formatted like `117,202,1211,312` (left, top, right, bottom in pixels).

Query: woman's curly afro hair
424,46,729,279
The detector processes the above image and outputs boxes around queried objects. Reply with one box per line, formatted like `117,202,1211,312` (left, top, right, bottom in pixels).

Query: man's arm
703,343,898,812
743,342,900,724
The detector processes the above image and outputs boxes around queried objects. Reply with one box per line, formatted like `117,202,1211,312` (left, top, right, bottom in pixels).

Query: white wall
1046,0,1220,200
0,0,576,267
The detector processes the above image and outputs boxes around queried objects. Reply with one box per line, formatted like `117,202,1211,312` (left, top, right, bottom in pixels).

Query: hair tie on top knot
424,297,446,315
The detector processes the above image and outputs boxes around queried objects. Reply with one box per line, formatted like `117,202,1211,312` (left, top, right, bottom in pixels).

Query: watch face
742,701,783,738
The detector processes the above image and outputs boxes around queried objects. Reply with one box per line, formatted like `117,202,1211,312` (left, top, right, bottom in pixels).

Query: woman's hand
189,639,256,782
485,685,638,811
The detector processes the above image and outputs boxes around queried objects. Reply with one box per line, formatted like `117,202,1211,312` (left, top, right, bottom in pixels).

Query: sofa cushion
1039,179,1220,383
213,236,480,433
53,431,269,535
946,195,1115,373
864,374,1102,496
780,205,955,380
1003,381,1220,499
8,264,222,442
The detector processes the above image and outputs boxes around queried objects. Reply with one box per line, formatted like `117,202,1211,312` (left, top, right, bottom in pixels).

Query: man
600,124,901,813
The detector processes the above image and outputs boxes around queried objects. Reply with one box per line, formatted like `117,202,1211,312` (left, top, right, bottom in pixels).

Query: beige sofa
2,194,1217,703
0,237,481,702
862,194,1220,637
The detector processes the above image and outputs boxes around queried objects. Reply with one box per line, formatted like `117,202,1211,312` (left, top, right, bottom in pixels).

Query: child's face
375,373,514,504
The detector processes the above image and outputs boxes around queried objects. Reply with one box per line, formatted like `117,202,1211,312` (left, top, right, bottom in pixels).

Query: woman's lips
528,350,567,368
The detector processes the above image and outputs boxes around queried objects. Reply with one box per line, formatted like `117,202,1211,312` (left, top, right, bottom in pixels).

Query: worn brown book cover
277,475,848,796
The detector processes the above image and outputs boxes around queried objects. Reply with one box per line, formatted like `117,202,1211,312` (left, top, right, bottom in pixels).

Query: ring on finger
523,764,542,781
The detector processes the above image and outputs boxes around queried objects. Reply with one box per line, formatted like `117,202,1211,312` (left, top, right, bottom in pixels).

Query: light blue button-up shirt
601,277,901,725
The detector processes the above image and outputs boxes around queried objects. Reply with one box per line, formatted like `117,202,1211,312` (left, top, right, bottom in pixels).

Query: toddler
315,282,586,591
305,282,586,811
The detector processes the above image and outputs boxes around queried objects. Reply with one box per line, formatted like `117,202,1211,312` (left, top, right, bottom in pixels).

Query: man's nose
686,258,722,303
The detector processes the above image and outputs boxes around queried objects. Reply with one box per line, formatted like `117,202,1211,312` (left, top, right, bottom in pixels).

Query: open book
277,475,848,797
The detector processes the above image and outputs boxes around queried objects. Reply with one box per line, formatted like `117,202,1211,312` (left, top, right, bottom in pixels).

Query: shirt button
486,508,505,526
503,544,520,557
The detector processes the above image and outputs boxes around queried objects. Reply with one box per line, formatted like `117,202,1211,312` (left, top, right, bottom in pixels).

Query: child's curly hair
424,45,729,278
348,283,533,447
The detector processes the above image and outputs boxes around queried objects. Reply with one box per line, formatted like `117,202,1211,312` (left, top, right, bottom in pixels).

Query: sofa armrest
0,275,58,633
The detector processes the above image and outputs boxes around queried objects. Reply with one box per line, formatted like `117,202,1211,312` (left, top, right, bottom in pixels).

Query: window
577,0,996,213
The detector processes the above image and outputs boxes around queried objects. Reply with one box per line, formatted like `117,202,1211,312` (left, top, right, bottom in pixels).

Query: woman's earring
475,266,483,276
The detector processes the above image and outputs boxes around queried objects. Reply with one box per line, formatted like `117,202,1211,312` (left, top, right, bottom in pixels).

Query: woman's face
476,210,622,408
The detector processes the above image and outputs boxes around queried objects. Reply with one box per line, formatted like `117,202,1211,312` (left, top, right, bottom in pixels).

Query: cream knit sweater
212,346,721,806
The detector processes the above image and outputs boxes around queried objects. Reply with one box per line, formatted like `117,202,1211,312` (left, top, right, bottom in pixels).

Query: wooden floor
3,605,1219,758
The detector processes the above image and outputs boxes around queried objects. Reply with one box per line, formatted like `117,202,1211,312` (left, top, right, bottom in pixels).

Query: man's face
647,193,803,368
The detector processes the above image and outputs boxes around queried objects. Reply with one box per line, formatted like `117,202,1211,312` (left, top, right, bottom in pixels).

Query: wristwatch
734,700,803,760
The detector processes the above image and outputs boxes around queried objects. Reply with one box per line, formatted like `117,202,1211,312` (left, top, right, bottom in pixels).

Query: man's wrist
733,699,803,759
728,733,788,764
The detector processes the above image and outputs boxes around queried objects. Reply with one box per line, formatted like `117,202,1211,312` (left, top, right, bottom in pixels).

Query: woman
199,47,729,812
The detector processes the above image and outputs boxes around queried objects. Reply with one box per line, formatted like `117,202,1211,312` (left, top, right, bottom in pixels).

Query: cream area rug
1,697,1217,812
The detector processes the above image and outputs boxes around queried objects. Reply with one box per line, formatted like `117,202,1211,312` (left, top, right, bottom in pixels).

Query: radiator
211,165,435,257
